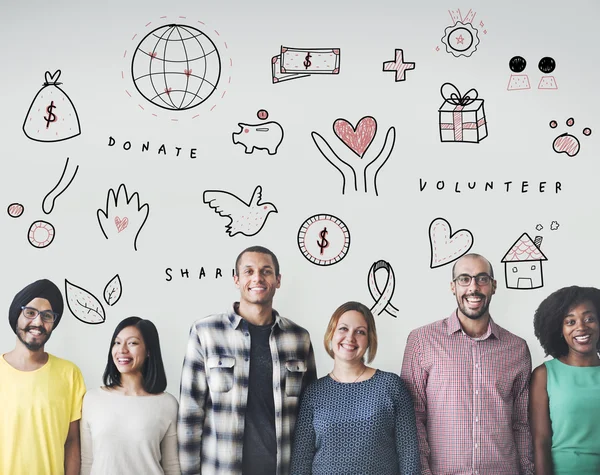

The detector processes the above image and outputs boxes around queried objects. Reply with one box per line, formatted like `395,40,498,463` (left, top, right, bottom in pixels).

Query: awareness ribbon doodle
367,260,399,318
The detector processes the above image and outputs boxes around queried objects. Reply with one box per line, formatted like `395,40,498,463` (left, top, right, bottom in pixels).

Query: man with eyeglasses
401,253,534,475
178,245,317,475
0,279,86,475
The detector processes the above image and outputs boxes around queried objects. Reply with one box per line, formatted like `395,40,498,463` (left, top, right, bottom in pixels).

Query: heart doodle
333,116,377,158
114,216,129,233
429,217,474,268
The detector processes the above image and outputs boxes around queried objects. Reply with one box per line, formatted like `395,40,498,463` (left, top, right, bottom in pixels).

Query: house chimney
534,236,543,249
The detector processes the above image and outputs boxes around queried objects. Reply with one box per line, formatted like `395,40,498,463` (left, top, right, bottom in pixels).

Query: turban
8,279,64,334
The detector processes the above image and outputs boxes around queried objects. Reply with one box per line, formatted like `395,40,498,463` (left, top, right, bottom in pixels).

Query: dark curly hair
533,286,600,358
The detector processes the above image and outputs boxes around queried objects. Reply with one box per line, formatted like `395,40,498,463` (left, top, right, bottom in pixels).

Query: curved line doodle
42,157,79,214
311,116,396,196
429,217,474,268
96,184,150,251
203,185,277,237
232,121,284,155
367,260,399,318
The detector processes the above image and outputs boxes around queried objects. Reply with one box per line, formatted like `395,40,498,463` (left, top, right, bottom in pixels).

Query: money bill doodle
23,70,81,143
272,46,340,83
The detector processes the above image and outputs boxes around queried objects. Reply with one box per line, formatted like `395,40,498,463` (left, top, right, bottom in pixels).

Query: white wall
1,0,598,396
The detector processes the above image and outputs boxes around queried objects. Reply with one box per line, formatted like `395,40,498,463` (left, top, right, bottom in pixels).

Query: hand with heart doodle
97,184,149,251
311,116,396,196
428,217,474,268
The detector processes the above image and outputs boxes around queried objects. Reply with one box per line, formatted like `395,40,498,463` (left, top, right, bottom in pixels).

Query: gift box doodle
438,83,488,143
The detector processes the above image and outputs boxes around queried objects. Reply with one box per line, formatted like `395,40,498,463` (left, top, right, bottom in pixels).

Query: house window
512,267,518,273
531,265,536,270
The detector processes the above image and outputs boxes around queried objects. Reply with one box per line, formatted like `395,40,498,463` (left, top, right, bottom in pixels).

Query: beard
457,292,491,320
17,325,52,351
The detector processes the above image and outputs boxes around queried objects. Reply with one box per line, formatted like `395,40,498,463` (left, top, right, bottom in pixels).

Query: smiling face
451,255,496,320
330,310,369,364
111,325,147,376
562,301,600,357
16,297,54,351
234,251,281,307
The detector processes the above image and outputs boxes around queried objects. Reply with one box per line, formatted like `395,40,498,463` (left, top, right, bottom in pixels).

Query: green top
545,358,600,475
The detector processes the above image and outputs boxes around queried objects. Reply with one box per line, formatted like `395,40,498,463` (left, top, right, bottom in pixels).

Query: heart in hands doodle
312,115,396,196
97,184,149,251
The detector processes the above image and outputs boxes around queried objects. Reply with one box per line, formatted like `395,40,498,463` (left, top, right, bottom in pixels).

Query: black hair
451,253,495,279
234,245,280,276
103,316,167,393
533,286,600,358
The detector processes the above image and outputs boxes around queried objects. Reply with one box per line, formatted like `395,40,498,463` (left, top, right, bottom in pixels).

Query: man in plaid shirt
401,253,535,475
178,246,317,475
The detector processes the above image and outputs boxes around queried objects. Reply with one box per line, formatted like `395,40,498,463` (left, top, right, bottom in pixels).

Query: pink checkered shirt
401,312,534,475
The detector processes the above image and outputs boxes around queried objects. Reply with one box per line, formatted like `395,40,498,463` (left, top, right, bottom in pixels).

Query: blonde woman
290,301,419,474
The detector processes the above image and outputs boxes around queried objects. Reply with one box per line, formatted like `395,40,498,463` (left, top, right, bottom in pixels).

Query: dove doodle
203,185,277,237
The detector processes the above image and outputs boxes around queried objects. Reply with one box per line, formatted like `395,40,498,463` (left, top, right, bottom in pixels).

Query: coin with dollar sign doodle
297,214,350,266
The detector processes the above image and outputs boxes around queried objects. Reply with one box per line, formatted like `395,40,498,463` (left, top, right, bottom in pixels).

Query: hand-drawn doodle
550,220,560,231
27,220,55,249
439,9,484,58
382,49,415,82
438,83,488,143
311,116,396,196
103,274,123,306
550,118,592,157
42,157,79,214
536,224,544,231
203,185,277,237
97,184,150,251
7,203,24,218
232,121,284,155
297,214,350,266
538,57,558,89
429,217,474,268
501,233,548,290
257,109,269,120
367,260,399,318
23,70,81,142
130,24,221,111
507,56,530,91
65,279,106,324
272,46,340,83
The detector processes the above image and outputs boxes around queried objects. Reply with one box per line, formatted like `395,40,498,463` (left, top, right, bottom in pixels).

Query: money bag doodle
23,70,81,143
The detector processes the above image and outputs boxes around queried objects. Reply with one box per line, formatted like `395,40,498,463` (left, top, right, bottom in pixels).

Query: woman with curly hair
531,286,600,475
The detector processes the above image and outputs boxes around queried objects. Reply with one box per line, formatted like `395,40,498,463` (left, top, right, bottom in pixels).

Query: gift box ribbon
440,82,483,141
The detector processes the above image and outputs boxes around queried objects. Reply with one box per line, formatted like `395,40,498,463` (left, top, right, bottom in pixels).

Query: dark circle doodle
509,56,527,73
538,57,556,74
131,24,222,111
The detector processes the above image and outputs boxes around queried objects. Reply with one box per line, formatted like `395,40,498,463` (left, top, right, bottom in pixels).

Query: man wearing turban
0,279,86,475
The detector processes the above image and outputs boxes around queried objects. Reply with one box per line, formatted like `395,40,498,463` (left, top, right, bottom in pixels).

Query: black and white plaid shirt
177,304,317,475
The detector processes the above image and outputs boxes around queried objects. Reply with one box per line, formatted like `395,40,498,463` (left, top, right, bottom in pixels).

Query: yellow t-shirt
0,353,86,475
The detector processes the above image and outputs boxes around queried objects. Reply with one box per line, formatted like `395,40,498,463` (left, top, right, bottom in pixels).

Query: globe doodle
131,24,221,111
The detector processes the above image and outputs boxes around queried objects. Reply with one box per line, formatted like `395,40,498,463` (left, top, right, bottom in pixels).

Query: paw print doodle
550,118,592,157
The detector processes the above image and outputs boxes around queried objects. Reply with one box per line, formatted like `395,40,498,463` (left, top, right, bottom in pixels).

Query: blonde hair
323,301,378,363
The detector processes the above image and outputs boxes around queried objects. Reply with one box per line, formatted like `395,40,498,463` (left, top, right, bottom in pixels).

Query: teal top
545,358,600,475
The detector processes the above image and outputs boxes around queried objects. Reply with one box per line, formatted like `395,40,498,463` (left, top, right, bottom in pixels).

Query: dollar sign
317,227,329,255
303,52,312,69
44,101,57,129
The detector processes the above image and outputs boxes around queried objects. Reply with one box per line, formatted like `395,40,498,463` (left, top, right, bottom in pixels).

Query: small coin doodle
298,214,350,266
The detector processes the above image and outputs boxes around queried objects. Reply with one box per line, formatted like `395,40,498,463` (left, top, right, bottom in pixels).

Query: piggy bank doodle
232,121,284,155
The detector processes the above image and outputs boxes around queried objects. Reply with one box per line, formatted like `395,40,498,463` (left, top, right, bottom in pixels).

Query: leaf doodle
65,279,106,324
103,274,123,306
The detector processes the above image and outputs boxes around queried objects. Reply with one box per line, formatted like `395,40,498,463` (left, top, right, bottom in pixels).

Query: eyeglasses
453,273,493,287
21,306,59,323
